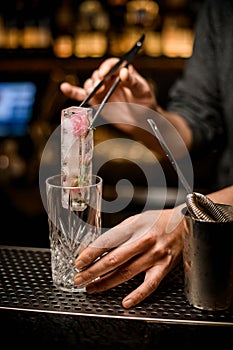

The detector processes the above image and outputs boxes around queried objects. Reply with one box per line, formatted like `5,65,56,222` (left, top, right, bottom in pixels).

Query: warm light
107,0,127,4
78,0,110,32
22,26,52,48
53,35,73,58
6,28,21,48
161,13,194,58
109,30,145,56
74,32,107,57
144,31,161,57
126,0,159,27
94,138,158,164
161,27,193,57
0,17,7,47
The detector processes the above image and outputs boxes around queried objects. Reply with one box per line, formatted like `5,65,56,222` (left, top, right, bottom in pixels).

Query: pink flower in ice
71,112,89,137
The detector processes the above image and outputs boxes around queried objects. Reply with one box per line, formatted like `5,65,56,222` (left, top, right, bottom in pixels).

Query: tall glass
46,174,102,292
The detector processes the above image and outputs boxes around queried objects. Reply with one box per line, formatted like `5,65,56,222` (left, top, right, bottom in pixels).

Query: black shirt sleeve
167,0,226,156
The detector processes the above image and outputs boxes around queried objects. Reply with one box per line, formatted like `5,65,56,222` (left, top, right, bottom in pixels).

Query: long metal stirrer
147,118,192,194
147,118,232,222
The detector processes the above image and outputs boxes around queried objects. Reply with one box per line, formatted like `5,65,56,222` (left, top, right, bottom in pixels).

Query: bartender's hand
74,206,184,308
60,58,158,110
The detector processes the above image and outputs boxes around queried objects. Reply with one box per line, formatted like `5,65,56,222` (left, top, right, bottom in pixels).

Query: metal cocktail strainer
185,192,233,222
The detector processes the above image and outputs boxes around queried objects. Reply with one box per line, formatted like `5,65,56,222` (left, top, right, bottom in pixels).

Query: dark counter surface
1,246,233,349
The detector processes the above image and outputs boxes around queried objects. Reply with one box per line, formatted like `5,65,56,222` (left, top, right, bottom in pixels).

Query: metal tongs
79,33,145,130
147,118,233,222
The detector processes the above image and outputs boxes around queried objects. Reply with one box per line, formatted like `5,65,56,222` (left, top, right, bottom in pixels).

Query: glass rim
46,174,102,189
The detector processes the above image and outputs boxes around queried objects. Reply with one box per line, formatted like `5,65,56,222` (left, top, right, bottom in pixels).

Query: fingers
98,57,120,78
119,67,129,82
119,65,150,98
84,58,121,94
84,251,148,294
122,257,173,308
60,59,147,106
84,59,141,99
74,212,161,285
60,82,86,101
75,246,107,271
83,250,173,309
73,208,182,309
59,63,115,103
75,237,142,285
74,237,174,309
75,214,144,271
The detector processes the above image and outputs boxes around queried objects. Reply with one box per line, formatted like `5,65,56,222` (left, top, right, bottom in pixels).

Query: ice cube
61,106,93,209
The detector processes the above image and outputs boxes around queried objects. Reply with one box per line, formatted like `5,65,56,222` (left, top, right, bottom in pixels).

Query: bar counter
0,246,233,349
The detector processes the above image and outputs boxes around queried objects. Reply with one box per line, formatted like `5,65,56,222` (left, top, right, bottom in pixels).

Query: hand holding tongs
79,33,145,130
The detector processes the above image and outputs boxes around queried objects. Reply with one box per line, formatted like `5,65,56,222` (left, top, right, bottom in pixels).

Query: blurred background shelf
0,0,210,248
0,0,201,58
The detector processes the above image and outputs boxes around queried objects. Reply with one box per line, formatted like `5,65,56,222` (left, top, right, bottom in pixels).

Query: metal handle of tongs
79,34,145,129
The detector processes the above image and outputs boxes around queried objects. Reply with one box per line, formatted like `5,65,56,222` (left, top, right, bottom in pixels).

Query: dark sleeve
167,0,226,155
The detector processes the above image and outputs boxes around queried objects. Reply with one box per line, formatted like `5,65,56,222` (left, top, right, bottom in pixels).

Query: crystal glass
46,174,102,292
